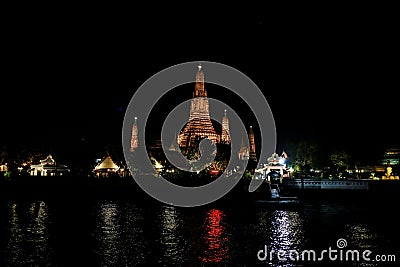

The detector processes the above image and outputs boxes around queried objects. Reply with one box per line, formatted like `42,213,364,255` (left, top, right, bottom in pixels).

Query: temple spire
194,63,206,97
130,117,138,153
249,126,257,160
178,64,219,150
221,109,230,144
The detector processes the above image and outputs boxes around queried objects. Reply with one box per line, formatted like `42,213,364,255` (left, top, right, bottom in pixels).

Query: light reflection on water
200,208,230,264
0,199,398,266
3,201,52,266
268,211,304,267
345,224,378,250
269,211,304,252
250,210,304,267
93,201,148,266
157,205,186,266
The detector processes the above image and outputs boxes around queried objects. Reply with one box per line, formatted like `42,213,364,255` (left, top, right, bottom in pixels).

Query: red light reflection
200,209,229,263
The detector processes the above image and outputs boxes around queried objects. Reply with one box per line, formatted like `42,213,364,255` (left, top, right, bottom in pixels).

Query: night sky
2,7,398,165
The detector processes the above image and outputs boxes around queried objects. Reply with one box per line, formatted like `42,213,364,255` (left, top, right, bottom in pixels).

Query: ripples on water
0,198,398,266
93,201,150,266
1,201,52,266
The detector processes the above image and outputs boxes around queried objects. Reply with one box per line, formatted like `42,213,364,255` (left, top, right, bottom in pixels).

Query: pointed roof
249,125,254,134
239,138,250,153
40,155,55,165
94,155,119,171
168,133,180,152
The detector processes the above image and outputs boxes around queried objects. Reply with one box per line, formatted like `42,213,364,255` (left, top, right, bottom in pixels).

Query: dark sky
2,6,398,164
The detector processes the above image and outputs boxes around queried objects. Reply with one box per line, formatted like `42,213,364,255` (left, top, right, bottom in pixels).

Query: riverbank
1,176,399,203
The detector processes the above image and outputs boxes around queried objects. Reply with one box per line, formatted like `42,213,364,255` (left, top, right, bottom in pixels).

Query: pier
283,178,369,190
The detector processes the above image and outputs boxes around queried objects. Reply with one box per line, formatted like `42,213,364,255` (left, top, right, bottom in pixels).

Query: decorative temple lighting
30,154,70,176
178,64,220,150
238,138,250,160
254,151,291,181
130,117,138,153
221,109,230,144
93,154,120,177
237,126,258,162
249,126,257,161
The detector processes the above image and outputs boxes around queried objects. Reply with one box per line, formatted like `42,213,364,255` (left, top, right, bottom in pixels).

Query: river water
0,192,399,266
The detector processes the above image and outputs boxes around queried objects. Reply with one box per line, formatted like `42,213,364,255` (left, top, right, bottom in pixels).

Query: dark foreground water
1,188,399,267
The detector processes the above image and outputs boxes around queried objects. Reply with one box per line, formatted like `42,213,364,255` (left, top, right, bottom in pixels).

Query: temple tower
238,138,250,160
249,126,257,160
178,64,219,150
130,117,138,152
221,109,230,144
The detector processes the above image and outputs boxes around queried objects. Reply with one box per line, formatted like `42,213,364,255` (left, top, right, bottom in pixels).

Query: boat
252,152,301,207
255,183,300,206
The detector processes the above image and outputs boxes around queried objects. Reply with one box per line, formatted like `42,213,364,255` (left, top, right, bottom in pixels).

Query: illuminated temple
178,64,221,149
130,117,138,152
135,63,258,163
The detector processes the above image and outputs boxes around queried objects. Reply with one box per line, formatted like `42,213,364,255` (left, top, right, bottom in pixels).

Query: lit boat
255,183,300,205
